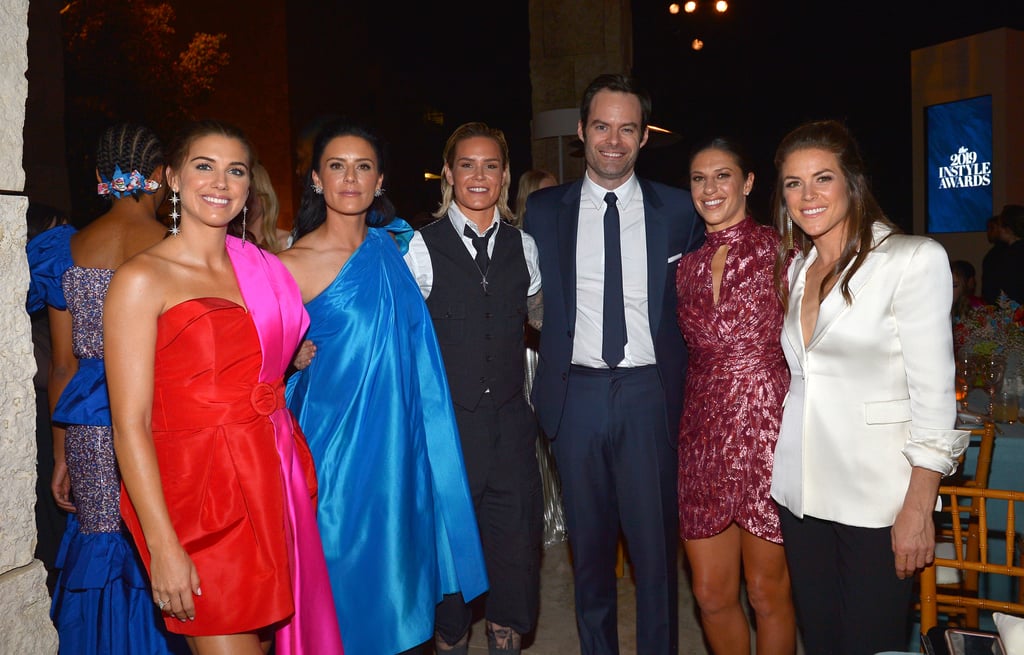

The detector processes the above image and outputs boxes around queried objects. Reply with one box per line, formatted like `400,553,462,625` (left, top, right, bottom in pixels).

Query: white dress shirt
571,173,656,368
404,205,542,299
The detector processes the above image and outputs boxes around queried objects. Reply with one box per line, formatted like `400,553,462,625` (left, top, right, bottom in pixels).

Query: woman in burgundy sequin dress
676,138,796,654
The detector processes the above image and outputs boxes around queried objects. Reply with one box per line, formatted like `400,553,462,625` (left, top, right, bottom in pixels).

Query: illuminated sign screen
925,95,993,233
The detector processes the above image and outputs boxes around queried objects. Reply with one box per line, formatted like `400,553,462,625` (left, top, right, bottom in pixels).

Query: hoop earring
241,205,248,246
169,191,181,235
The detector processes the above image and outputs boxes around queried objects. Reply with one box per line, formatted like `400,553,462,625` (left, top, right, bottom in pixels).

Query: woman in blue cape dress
280,119,487,655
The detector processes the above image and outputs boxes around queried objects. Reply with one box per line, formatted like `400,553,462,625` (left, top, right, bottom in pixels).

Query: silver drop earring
241,205,248,246
312,183,323,195
169,191,181,235
374,188,384,198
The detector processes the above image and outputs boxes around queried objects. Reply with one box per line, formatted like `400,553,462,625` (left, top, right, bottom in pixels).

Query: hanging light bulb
715,0,728,12
691,38,704,50
668,3,680,14
684,1,697,13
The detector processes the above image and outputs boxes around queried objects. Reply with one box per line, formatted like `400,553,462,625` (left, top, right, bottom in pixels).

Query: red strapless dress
121,298,316,636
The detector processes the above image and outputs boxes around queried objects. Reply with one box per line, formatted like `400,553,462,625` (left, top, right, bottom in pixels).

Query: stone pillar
528,0,632,182
0,2,59,653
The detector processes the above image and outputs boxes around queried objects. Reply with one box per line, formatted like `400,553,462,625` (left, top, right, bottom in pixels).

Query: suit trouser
778,505,913,655
553,365,679,655
435,392,543,643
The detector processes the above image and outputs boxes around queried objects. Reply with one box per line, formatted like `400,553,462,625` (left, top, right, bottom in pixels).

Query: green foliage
61,0,230,220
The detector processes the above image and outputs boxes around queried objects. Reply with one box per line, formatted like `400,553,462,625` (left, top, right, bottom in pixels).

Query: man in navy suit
523,73,703,654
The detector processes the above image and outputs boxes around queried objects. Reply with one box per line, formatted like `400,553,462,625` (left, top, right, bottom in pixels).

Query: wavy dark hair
771,119,897,310
292,119,395,240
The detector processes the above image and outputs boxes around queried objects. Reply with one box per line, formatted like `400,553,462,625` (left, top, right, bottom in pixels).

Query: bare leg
684,524,750,655
740,530,796,655
186,632,270,655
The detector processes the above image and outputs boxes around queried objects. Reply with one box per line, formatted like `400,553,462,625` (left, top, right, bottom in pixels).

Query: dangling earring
374,187,384,198
312,183,323,195
169,191,181,235
241,205,248,246
784,209,793,250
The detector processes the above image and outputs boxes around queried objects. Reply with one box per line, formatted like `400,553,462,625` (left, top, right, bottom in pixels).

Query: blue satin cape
286,223,487,655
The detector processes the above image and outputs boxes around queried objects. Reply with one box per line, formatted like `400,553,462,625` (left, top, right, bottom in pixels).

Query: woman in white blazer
768,120,968,655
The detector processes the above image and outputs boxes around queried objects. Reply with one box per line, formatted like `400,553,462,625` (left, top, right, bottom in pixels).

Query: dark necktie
602,192,626,368
465,223,496,291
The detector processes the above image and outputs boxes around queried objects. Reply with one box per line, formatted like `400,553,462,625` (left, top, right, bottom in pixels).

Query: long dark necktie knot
464,222,496,276
602,192,626,368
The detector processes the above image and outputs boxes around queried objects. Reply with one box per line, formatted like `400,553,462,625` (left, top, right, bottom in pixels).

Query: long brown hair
771,120,897,309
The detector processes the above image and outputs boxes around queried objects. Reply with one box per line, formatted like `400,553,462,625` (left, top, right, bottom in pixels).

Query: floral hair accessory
97,165,161,198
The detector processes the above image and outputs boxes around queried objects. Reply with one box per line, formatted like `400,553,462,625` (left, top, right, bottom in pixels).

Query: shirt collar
582,171,640,209
448,204,501,237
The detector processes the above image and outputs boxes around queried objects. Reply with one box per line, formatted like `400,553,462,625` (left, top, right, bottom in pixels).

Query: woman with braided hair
27,122,186,654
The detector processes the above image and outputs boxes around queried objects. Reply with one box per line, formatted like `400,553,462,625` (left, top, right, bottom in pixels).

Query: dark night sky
284,1,1024,230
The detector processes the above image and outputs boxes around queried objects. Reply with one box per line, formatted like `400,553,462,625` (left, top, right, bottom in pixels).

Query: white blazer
771,223,969,528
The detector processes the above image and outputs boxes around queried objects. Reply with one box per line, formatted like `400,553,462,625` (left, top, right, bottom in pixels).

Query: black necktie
464,223,496,272
602,192,626,368
464,224,496,295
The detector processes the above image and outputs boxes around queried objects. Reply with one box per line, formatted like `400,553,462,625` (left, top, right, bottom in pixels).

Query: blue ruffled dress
285,221,488,654
27,225,186,655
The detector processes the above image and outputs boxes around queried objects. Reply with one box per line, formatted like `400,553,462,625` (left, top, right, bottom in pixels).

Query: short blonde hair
433,122,513,221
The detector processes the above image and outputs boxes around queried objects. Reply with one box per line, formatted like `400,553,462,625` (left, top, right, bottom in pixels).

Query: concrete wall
528,0,633,183
0,1,59,652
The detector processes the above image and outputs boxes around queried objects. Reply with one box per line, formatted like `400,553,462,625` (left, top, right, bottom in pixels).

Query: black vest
420,218,530,410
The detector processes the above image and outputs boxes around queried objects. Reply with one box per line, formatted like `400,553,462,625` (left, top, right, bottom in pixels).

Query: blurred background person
950,259,985,323
26,123,185,654
25,202,71,594
513,167,567,550
512,169,557,227
676,137,796,654
281,118,487,655
980,213,1011,304
109,120,341,654
987,204,1024,304
249,161,291,251
769,119,968,655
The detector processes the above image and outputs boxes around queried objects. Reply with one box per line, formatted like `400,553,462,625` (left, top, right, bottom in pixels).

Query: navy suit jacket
523,177,704,444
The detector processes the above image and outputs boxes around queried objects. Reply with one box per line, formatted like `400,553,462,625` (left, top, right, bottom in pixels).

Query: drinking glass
955,353,973,411
992,389,1018,423
985,355,1006,418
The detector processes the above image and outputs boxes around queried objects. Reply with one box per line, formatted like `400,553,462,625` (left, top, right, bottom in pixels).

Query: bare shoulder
107,245,177,314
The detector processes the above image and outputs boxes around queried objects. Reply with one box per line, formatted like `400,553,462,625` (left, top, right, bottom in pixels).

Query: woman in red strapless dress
676,138,796,654
106,121,342,655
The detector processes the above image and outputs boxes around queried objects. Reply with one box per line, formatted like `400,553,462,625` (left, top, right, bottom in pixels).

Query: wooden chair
931,422,998,627
919,485,1024,634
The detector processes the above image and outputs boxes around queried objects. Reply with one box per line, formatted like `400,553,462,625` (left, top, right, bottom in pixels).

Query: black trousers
435,392,543,643
778,505,914,655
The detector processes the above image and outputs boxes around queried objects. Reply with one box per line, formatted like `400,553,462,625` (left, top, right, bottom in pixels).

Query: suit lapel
784,251,809,358
805,238,886,350
640,179,667,338
557,181,583,333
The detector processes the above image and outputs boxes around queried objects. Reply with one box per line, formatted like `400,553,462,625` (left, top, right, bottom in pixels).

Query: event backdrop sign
926,95,993,233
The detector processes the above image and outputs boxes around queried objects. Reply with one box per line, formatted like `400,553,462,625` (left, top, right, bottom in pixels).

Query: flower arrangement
954,293,1024,363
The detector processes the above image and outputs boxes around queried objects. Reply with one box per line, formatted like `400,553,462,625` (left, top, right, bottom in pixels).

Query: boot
434,630,468,655
486,622,521,655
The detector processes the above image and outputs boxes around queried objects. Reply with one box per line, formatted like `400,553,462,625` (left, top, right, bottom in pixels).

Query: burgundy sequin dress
675,217,788,543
